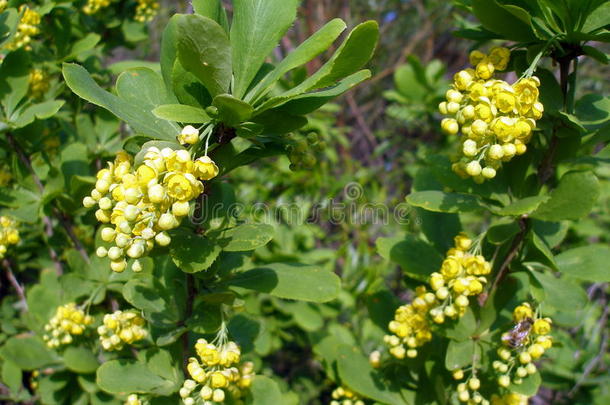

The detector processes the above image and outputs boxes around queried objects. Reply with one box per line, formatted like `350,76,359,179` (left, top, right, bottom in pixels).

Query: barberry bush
0,1,608,405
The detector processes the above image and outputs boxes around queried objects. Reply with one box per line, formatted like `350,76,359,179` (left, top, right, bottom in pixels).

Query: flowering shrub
0,1,608,404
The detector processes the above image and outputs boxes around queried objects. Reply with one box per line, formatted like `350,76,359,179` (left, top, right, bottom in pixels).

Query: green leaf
213,94,254,126
247,18,347,103
0,50,30,117
407,191,482,213
556,244,610,282
123,276,182,327
336,344,407,404
62,63,179,141
471,0,536,42
0,335,57,370
0,9,19,48
63,346,99,374
96,359,177,396
229,263,340,303
532,171,600,221
169,232,222,273
376,235,444,282
582,2,610,33
1,360,21,393
575,94,610,127
11,100,65,128
444,308,477,341
160,15,180,92
192,0,229,32
493,196,549,216
65,33,101,60
445,339,474,371
217,223,274,252
298,21,378,92
230,0,299,98
249,376,283,404
487,219,520,244
529,271,587,312
115,68,174,109
528,232,557,270
152,104,210,123
510,372,541,396
257,21,378,112
276,70,372,115
176,14,232,97
170,59,213,108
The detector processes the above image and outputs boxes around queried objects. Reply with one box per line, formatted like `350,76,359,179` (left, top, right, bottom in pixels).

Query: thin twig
2,258,28,311
481,217,529,306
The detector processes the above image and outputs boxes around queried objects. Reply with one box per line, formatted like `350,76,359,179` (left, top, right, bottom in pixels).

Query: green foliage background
0,0,609,404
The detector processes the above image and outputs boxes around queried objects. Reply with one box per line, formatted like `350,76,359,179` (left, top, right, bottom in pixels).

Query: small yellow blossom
43,303,93,349
0,216,20,259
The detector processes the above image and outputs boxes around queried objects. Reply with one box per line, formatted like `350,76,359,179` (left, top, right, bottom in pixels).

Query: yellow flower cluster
29,69,50,99
0,0,7,13
330,387,365,405
43,303,93,349
494,303,552,389
439,47,543,182
82,0,111,15
455,374,487,405
385,285,433,359
97,309,147,351
385,234,491,359
0,216,19,259
4,5,41,51
427,233,492,322
180,339,254,404
84,147,218,272
134,0,159,23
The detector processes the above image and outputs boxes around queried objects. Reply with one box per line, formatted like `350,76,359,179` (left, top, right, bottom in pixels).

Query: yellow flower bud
466,161,482,177
498,375,510,387
533,318,551,335
179,125,199,145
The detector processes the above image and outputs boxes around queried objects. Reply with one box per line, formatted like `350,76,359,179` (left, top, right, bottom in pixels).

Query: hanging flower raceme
28,69,50,99
180,338,254,404
134,0,159,23
82,0,111,15
385,285,434,359
98,309,148,351
330,386,366,405
0,1,7,13
426,233,492,322
3,5,41,51
43,303,93,349
385,233,492,359
439,47,543,182
448,302,551,405
83,146,219,272
0,216,20,259
494,303,552,390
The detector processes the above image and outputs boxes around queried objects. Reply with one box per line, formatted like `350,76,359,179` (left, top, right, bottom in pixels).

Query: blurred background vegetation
1,0,608,404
